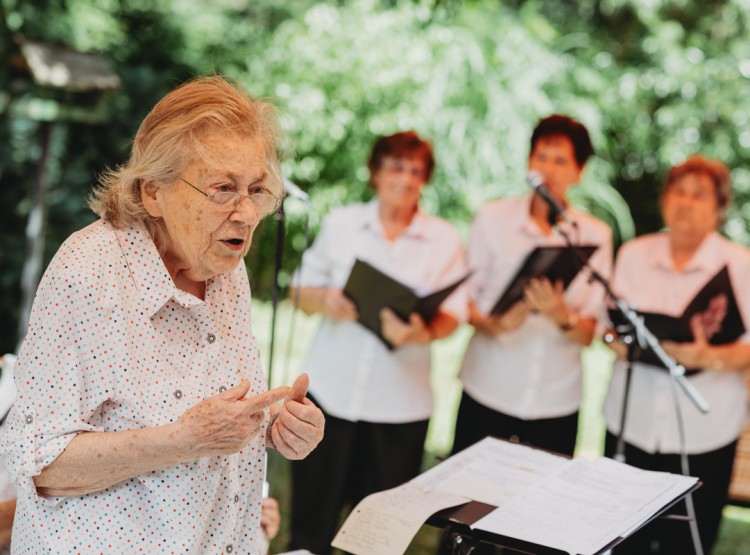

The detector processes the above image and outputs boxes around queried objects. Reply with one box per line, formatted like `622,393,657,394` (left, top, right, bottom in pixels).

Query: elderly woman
604,155,750,554
287,131,468,554
0,76,324,554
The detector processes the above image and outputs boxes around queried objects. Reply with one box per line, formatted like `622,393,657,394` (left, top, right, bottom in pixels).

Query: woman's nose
229,196,261,225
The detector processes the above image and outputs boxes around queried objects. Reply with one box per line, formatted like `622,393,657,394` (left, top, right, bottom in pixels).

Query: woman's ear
141,180,163,218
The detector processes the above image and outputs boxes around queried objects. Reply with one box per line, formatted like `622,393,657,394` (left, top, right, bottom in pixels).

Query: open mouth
221,238,245,248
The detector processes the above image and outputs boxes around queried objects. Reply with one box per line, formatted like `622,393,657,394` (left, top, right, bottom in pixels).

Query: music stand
428,482,701,555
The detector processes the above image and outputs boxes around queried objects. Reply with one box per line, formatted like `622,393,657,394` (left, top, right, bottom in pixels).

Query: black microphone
525,170,576,227
283,177,310,203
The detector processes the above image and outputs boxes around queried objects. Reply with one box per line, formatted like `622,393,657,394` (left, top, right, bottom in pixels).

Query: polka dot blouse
0,220,269,554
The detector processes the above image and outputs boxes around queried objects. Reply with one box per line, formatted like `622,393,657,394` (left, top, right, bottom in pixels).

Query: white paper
473,456,698,555
331,485,469,555
411,437,567,506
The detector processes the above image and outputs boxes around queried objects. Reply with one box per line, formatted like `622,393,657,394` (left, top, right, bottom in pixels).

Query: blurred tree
513,0,750,242
3,0,750,354
242,0,634,291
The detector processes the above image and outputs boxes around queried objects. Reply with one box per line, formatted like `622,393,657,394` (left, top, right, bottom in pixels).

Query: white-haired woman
1,76,324,554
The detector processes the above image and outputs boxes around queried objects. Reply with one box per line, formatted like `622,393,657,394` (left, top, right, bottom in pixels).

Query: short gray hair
89,75,284,250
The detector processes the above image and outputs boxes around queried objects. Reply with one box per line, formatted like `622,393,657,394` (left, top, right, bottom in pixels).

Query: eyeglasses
177,176,281,216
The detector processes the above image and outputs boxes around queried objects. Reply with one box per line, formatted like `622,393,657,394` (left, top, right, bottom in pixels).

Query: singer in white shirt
454,114,612,457
603,156,750,555
288,131,468,555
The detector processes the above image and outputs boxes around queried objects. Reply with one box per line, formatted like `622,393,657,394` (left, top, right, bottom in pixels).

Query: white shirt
459,195,613,419
293,200,468,423
604,232,750,454
1,220,269,554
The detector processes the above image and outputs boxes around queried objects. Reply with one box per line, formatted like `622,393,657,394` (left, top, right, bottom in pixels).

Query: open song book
343,258,469,349
491,245,598,315
608,265,745,373
332,437,699,555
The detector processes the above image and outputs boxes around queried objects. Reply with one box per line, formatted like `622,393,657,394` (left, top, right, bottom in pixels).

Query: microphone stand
265,193,312,493
553,220,710,415
603,325,640,463
267,203,285,390
552,218,707,555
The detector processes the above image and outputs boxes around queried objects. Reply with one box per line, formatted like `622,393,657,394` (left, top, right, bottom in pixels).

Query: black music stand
428,482,701,555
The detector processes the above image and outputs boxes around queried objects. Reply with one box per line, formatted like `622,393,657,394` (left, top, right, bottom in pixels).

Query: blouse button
207,333,216,344
24,415,33,425
174,390,183,400
219,386,227,393
234,494,239,503
226,545,233,553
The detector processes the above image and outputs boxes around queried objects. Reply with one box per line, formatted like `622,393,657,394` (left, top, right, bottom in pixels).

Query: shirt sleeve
728,244,750,344
431,224,470,323
291,212,339,289
465,205,496,309
0,247,116,503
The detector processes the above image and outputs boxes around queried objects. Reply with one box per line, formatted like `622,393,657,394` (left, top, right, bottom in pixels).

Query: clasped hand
176,373,324,461
523,277,567,322
320,288,358,321
380,308,430,346
474,278,566,336
662,314,712,369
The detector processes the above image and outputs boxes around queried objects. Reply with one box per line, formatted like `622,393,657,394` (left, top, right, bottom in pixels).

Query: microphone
283,178,310,203
525,170,576,227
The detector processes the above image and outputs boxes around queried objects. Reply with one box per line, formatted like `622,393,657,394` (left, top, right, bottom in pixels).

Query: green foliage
515,0,750,242
4,0,750,354
242,0,634,287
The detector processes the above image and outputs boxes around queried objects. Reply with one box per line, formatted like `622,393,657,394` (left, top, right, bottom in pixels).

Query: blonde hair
662,155,731,224
89,75,284,250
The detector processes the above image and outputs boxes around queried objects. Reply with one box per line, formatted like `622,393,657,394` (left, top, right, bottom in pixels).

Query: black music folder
343,258,469,349
491,245,598,315
608,265,745,371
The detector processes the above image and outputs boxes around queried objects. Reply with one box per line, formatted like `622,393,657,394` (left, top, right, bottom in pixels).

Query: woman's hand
260,497,281,541
380,308,431,346
663,314,713,370
472,300,531,336
176,381,291,458
602,329,629,359
523,278,568,325
270,374,325,460
319,288,358,321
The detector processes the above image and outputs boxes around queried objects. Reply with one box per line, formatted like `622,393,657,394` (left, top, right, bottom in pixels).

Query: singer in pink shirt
454,114,613,457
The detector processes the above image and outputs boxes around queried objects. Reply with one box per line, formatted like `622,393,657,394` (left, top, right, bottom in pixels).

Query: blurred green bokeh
5,0,750,352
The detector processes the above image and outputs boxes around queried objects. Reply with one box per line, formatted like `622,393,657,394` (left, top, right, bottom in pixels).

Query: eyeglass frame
176,175,281,216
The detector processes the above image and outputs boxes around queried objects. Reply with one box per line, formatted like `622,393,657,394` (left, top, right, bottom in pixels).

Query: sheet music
331,485,469,555
473,456,698,555
410,437,567,506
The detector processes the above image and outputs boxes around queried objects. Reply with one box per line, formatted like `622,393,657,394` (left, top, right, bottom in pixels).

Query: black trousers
289,395,429,555
604,431,737,555
452,390,579,456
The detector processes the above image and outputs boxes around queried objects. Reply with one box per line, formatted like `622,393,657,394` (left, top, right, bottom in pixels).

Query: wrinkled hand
271,374,325,460
380,308,430,346
476,300,531,335
663,314,712,369
177,381,291,459
321,288,358,321
524,278,567,323
260,497,281,541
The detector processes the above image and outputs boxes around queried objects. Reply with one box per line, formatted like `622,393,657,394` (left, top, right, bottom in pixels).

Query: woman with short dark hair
288,130,468,554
